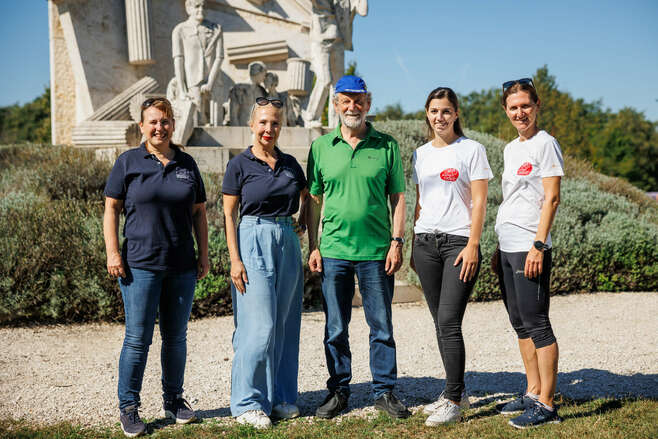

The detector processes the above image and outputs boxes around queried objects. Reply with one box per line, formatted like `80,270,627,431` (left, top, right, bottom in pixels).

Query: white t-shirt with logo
412,137,493,237
495,130,564,252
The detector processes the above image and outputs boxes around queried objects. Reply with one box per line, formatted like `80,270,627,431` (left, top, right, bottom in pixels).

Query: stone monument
303,0,368,128
47,0,367,170
169,0,224,128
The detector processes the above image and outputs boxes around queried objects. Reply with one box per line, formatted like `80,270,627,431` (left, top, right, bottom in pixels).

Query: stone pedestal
125,0,154,65
286,58,311,96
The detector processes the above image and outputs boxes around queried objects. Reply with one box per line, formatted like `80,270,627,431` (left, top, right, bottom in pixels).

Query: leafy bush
1,123,656,325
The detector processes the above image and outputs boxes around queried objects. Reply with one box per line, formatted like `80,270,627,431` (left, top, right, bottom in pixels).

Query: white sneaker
236,410,272,429
272,402,300,419
425,399,462,426
423,391,470,415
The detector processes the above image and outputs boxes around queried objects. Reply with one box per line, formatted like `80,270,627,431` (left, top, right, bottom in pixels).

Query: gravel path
1,292,656,426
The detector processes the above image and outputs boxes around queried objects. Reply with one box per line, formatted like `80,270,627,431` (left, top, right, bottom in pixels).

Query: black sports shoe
509,401,562,429
120,405,146,437
315,391,348,419
500,394,537,415
163,396,197,424
374,392,411,419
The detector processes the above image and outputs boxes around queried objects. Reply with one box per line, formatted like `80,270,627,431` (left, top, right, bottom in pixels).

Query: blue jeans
117,267,196,410
230,216,304,417
321,258,397,398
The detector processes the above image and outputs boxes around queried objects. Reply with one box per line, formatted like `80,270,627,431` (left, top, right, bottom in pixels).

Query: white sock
526,392,539,400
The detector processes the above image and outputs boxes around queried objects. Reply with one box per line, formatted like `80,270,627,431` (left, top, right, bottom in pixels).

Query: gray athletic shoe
425,399,462,426
500,394,537,416
423,390,470,415
119,405,145,437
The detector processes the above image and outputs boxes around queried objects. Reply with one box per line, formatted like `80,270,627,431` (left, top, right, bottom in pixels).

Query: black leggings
413,233,480,402
499,250,556,349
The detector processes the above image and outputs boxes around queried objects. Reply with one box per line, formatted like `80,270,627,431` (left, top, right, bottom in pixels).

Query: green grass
2,397,656,439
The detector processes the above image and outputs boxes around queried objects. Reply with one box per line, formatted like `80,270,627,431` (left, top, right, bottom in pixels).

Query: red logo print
517,162,533,176
440,168,459,182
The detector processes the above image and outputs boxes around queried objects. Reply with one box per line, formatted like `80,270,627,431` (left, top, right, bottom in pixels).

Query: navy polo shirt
104,144,207,271
222,146,307,217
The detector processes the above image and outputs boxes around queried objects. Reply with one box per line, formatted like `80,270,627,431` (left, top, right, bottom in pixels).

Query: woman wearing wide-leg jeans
223,97,309,429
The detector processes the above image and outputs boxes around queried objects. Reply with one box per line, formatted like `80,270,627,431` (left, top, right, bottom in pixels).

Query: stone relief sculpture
169,0,224,127
264,72,303,127
302,0,368,128
225,61,267,126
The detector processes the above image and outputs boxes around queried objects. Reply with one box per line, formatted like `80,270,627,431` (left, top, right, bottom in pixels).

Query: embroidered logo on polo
175,168,193,181
517,162,533,176
282,168,296,179
440,168,459,182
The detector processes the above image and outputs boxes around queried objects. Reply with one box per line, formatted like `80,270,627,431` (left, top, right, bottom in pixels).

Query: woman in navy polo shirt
103,97,208,437
222,97,308,429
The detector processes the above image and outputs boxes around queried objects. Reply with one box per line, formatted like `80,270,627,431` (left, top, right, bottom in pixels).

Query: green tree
0,87,51,144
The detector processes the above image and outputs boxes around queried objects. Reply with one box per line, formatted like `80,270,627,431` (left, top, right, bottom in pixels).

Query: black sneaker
315,391,348,419
120,405,146,437
374,392,411,419
500,394,537,415
163,396,197,424
509,401,562,429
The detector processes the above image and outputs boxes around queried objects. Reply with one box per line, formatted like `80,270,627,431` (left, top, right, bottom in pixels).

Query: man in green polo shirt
306,75,409,419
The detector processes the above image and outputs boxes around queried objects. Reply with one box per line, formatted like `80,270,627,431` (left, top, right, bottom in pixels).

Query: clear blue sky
2,0,657,121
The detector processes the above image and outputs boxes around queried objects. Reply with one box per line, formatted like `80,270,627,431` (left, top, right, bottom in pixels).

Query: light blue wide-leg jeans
230,216,304,417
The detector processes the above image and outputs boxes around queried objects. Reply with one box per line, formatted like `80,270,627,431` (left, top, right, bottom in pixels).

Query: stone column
125,0,155,65
286,58,311,96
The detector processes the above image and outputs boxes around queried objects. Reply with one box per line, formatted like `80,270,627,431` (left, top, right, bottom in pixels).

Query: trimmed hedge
1,127,656,325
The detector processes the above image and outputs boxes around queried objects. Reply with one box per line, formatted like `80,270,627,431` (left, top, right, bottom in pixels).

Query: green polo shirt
307,122,405,260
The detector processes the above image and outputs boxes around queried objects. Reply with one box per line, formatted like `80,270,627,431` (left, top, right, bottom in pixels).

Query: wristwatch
533,240,549,251
391,237,405,246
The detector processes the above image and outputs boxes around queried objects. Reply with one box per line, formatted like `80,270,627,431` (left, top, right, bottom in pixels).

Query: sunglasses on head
502,78,535,91
141,97,169,109
256,97,283,108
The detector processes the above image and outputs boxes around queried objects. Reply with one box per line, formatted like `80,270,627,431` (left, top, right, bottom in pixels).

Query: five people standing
104,74,563,435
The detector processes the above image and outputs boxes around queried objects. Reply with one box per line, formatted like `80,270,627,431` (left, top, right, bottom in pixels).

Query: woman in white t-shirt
494,78,564,429
411,87,493,426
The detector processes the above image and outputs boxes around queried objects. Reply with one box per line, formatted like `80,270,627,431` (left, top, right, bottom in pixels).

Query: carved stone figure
226,61,267,126
170,0,224,127
303,0,368,128
264,72,303,127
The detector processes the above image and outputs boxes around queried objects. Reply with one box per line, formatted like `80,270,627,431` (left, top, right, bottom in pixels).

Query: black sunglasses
256,97,283,108
141,97,169,108
502,78,535,91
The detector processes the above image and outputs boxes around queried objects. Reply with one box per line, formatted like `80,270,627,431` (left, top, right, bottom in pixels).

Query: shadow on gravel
295,369,657,417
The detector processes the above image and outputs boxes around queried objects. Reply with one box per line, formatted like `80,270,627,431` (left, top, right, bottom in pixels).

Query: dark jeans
412,233,480,402
499,250,556,349
117,267,196,409
320,257,397,398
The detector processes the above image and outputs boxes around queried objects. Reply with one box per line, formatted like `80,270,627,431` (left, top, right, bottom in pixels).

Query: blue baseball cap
335,75,367,94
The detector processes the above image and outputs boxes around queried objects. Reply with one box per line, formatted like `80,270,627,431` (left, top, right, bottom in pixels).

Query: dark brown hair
424,87,464,141
501,82,540,107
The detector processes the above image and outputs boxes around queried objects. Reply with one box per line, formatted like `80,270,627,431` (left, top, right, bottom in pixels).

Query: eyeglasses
141,97,170,109
256,97,283,108
502,78,534,91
